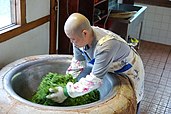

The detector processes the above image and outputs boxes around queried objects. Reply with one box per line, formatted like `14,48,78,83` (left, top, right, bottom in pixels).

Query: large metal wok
0,55,136,114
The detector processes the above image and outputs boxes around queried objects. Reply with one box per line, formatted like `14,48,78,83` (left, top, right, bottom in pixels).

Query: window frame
0,0,54,54
15,0,26,25
0,0,26,40
0,0,26,29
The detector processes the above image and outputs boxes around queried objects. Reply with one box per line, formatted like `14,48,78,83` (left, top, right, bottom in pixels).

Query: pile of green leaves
31,72,100,106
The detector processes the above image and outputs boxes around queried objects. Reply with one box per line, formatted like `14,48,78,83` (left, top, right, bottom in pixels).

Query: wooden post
49,0,57,54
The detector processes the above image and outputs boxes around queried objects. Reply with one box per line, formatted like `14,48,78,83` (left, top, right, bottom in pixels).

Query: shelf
93,0,108,26
94,0,108,6
94,14,108,24
58,0,109,54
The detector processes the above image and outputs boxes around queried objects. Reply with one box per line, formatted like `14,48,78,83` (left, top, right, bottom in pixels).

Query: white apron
99,34,145,103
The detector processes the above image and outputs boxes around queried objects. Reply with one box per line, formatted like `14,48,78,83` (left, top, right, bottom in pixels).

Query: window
0,0,26,31
0,0,14,30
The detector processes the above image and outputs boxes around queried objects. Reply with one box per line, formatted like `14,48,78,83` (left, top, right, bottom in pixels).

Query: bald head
64,13,91,38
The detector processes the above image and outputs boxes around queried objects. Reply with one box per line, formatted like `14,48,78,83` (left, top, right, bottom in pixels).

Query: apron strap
79,49,95,65
114,63,132,73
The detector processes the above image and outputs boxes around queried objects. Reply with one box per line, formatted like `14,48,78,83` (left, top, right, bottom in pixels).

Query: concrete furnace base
0,55,136,114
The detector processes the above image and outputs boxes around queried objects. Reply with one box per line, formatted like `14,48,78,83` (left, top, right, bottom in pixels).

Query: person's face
66,30,89,48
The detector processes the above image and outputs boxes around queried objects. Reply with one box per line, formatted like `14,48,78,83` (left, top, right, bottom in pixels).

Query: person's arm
66,39,125,98
92,39,122,78
66,45,86,78
66,57,86,78
65,73,102,98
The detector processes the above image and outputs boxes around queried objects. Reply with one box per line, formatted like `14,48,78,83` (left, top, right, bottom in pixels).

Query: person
46,13,144,113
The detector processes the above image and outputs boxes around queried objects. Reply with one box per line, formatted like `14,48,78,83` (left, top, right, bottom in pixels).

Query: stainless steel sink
110,3,142,12
107,3,147,43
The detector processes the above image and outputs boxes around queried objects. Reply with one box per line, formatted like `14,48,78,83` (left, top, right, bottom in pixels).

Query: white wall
141,4,171,45
0,0,50,68
26,0,50,22
122,3,171,46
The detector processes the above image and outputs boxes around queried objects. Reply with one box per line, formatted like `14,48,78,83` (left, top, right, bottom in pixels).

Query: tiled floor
137,40,171,114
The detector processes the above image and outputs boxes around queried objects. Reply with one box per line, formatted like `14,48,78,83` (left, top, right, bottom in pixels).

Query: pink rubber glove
66,73,102,98
66,58,86,78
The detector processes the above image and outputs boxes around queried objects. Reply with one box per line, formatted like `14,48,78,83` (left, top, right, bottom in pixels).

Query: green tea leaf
31,72,100,106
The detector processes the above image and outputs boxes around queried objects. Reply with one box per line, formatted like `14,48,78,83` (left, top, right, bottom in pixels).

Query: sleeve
65,73,102,98
73,45,85,61
92,39,122,79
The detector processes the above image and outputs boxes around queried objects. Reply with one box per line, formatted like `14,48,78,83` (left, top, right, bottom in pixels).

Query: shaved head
64,13,91,38
64,13,94,48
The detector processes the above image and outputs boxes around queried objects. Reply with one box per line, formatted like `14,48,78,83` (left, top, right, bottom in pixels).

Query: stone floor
138,40,171,114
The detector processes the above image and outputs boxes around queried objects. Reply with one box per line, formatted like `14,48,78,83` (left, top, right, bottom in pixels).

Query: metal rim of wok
1,54,136,113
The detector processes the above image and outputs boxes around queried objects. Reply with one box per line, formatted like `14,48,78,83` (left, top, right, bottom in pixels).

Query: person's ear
82,29,87,38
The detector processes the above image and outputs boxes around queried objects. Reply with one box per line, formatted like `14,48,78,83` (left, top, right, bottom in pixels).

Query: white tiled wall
141,4,171,45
